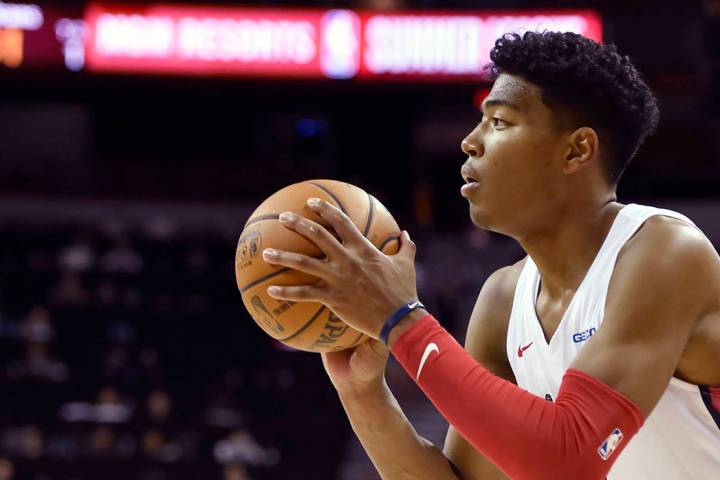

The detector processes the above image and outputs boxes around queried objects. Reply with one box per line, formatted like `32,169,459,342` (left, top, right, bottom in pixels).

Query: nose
461,137,482,158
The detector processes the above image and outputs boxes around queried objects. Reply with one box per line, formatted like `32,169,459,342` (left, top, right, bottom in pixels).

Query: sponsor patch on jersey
572,327,597,343
597,428,624,461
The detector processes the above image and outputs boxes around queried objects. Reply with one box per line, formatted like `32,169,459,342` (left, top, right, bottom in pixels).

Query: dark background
0,1,719,479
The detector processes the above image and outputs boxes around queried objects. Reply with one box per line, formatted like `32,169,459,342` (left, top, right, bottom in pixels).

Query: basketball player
263,32,720,479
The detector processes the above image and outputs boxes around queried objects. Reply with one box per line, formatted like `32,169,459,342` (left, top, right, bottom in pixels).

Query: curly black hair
489,31,659,185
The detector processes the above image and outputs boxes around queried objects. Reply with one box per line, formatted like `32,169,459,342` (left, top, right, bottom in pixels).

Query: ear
562,127,599,174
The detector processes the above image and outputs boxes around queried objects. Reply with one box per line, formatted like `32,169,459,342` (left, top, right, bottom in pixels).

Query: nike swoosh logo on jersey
408,301,420,309
416,342,439,380
517,342,534,357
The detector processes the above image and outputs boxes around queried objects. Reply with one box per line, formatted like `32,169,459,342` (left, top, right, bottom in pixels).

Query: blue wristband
380,300,425,345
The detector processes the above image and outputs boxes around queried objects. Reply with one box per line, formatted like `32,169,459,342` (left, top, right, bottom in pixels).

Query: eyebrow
482,98,521,112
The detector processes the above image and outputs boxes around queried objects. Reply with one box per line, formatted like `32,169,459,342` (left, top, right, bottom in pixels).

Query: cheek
481,135,531,179
484,135,556,201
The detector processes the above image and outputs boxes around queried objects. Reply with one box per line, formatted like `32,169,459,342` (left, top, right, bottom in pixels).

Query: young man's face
460,73,573,237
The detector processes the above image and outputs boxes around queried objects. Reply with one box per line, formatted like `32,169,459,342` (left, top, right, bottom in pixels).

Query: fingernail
263,249,279,261
307,197,321,207
279,212,297,223
267,286,280,295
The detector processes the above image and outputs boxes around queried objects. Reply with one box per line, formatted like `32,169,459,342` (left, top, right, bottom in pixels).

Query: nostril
461,139,481,158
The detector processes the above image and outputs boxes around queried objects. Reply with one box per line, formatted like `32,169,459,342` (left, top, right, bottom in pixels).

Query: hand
263,197,419,340
321,339,390,397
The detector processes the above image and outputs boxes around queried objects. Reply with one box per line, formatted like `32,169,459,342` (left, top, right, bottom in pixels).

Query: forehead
485,74,544,113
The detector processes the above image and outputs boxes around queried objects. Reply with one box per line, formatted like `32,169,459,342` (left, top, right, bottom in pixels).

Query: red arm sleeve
391,315,645,480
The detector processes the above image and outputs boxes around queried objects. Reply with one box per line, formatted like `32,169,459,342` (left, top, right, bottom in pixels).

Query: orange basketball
235,180,401,353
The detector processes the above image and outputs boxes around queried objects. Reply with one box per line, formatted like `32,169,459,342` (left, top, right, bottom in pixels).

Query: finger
277,211,345,258
365,338,390,358
262,248,329,279
320,351,330,371
306,198,372,250
398,230,417,259
321,349,352,374
348,340,389,377
266,284,326,303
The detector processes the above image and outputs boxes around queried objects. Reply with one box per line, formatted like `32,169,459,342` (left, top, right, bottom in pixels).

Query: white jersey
506,203,720,479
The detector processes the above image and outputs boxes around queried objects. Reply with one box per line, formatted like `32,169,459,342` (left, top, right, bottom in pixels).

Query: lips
460,164,481,198
461,164,480,185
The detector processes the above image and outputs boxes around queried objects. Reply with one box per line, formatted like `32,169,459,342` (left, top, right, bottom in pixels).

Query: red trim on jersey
392,314,645,480
700,385,720,430
710,386,720,413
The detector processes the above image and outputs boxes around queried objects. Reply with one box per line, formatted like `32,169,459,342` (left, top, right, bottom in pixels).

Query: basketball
235,179,401,352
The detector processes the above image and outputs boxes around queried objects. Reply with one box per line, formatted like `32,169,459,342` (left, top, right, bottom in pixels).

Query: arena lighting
84,4,602,81
0,1,43,68
0,1,43,30
0,2,86,71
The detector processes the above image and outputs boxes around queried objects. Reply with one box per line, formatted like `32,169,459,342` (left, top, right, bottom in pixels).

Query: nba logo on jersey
597,428,624,461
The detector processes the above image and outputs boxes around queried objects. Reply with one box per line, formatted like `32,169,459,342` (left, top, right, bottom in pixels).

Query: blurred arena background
0,0,719,478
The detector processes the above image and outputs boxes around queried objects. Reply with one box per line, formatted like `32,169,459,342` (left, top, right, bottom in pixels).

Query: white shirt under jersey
506,203,720,479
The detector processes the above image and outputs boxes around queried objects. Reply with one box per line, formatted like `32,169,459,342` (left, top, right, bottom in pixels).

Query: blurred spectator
141,429,182,463
49,273,90,307
213,430,279,467
0,458,13,480
100,240,143,274
88,426,114,455
146,390,172,424
20,307,54,344
223,464,250,480
0,427,44,459
23,342,68,383
87,426,136,459
58,234,95,273
58,387,134,424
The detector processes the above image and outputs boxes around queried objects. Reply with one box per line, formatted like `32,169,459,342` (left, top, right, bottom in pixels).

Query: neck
516,194,622,300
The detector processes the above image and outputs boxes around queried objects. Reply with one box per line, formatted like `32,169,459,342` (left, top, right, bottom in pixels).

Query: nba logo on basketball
597,428,624,461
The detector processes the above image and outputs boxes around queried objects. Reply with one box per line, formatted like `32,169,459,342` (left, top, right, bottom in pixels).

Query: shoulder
617,214,718,291
624,214,710,255
470,258,526,322
463,258,526,380
609,214,720,326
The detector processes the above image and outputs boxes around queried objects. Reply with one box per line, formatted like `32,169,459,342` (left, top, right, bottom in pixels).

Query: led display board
84,4,602,81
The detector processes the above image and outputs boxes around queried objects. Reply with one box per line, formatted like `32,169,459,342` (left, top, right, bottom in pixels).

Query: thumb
398,230,416,259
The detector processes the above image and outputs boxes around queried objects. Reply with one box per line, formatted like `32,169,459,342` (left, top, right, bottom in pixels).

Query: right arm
337,369,459,479
325,263,521,479
442,264,519,480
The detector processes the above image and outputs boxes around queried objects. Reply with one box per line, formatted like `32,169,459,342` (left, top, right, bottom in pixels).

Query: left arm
570,217,720,414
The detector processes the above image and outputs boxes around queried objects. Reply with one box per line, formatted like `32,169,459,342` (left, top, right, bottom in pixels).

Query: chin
468,203,492,230
468,202,507,235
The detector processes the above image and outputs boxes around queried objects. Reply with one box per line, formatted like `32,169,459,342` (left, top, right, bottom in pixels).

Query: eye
492,117,508,128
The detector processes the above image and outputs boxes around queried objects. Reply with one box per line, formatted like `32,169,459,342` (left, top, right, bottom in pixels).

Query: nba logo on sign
320,10,361,79
597,428,624,461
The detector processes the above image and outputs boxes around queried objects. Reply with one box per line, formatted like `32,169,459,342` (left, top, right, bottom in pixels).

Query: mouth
461,165,479,185
460,164,481,198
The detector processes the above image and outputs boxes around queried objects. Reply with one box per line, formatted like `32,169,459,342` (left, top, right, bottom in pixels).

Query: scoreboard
0,2,602,82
